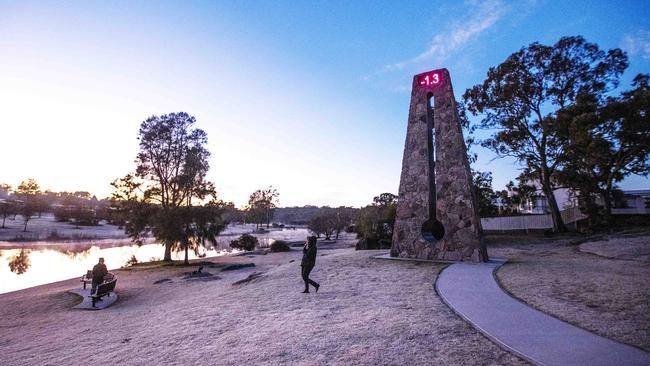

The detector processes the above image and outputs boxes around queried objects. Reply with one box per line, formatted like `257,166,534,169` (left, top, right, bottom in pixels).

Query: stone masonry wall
391,68,485,261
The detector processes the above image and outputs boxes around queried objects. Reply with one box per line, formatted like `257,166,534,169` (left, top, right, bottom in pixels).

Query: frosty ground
0,213,128,243
1,233,648,365
0,214,286,247
0,246,524,366
492,231,650,351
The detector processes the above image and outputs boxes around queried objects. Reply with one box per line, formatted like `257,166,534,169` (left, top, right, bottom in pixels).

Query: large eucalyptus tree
463,36,628,232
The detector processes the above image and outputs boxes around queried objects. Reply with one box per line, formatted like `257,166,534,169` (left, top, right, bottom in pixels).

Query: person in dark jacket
91,257,108,294
301,236,320,293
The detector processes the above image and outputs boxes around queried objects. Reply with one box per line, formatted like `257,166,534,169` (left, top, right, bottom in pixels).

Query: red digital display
417,70,443,87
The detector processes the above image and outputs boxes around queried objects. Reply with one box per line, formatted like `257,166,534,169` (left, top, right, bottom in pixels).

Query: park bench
91,277,117,307
80,270,92,290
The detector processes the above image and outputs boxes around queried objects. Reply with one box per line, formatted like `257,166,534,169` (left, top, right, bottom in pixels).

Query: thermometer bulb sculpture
391,68,488,262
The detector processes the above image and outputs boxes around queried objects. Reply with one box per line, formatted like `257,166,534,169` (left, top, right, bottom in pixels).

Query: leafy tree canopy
111,112,225,262
463,36,628,232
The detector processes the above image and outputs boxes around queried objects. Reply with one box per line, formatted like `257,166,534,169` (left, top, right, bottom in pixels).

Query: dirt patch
231,271,265,286
47,291,81,312
221,263,255,271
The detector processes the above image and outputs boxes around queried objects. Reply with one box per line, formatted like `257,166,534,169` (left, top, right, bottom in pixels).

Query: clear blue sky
1,0,649,207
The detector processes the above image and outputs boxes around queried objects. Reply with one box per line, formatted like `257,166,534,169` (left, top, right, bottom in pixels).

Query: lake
0,225,311,294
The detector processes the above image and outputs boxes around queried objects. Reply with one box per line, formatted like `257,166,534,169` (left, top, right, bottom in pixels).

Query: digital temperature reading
417,71,442,87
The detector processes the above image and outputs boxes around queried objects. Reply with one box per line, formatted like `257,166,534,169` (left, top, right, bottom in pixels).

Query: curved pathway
436,259,650,366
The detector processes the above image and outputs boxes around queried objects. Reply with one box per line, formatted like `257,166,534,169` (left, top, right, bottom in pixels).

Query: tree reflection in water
8,248,31,275
56,245,93,259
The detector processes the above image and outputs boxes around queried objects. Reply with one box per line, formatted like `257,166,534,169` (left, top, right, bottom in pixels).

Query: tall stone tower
391,68,487,262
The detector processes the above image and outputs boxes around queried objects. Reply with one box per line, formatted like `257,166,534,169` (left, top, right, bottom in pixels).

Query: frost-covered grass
0,213,127,242
0,217,331,249
492,233,650,351
0,248,524,366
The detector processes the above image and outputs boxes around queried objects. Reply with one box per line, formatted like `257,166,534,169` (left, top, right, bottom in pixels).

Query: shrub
355,198,396,245
53,206,71,222
270,240,290,252
125,255,138,267
71,207,99,226
229,234,258,251
355,235,393,250
46,230,62,241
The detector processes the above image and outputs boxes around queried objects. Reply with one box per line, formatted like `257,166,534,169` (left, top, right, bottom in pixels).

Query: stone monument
391,68,488,262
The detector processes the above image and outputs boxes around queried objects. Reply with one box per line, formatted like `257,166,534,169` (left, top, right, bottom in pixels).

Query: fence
480,207,587,232
612,207,650,215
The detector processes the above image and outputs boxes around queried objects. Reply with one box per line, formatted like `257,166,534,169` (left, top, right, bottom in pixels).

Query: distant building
0,187,8,199
495,181,649,215
522,186,574,214
613,189,650,214
495,182,575,215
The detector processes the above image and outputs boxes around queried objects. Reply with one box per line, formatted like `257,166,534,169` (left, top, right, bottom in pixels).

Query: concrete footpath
69,288,118,310
436,259,650,366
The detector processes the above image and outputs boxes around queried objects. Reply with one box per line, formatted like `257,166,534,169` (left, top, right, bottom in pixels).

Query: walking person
301,236,320,293
91,257,108,295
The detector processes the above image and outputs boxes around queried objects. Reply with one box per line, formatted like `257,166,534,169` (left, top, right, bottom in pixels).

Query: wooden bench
80,270,93,290
91,278,117,307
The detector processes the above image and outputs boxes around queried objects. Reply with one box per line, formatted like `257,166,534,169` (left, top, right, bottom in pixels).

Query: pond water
0,225,311,294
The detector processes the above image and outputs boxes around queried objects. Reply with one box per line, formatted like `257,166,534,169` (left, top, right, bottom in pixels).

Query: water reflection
0,226,311,294
0,243,231,294
8,248,31,274
56,246,93,259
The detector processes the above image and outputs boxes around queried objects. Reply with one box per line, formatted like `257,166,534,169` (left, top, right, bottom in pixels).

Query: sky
1,0,649,208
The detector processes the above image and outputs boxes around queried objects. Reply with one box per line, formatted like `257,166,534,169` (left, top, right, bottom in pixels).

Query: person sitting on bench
91,257,108,295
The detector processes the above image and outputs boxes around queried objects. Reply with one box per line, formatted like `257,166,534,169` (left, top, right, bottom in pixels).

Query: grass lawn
490,231,650,351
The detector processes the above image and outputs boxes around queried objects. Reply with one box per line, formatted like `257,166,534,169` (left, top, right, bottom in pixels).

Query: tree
16,179,41,232
598,74,650,222
53,205,72,222
179,200,227,264
373,193,397,207
0,200,15,229
554,93,604,224
463,36,628,232
246,186,280,229
555,74,650,225
472,171,498,217
111,112,223,262
111,175,157,244
40,190,59,216
0,183,10,197
0,184,14,229
333,206,355,240
496,178,538,214
244,204,265,230
308,213,337,240
220,201,244,223
70,206,98,226
356,193,397,249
